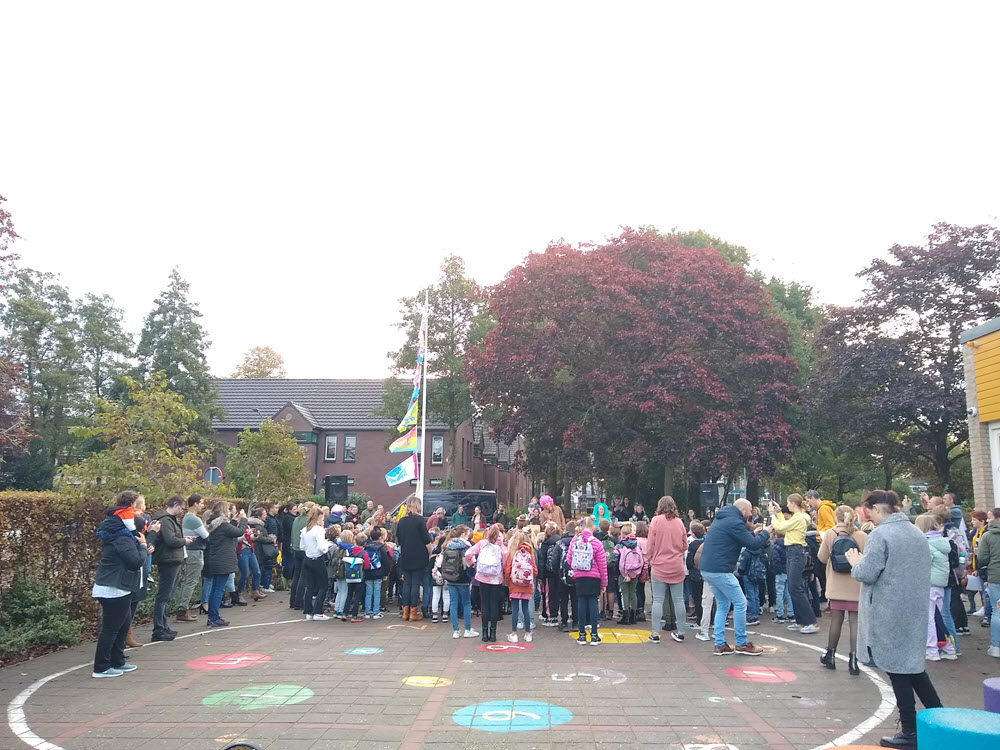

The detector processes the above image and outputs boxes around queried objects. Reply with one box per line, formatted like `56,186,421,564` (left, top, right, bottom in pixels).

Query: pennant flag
396,398,418,433
385,454,419,487
416,310,428,363
390,427,418,453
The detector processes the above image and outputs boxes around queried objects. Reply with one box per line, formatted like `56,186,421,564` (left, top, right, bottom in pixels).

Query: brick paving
1,595,995,750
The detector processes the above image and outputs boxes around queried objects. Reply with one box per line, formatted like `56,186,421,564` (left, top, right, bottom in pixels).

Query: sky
2,3,998,379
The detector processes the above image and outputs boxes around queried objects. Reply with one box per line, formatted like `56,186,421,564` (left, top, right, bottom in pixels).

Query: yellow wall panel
975,329,1000,418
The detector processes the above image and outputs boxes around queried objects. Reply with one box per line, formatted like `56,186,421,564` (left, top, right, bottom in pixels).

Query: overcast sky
3,3,998,379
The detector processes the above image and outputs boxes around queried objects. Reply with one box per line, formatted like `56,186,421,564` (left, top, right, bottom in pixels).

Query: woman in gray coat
844,490,942,750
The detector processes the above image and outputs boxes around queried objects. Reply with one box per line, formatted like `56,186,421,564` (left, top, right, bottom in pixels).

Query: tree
466,228,798,498
135,269,219,434
376,256,491,487
77,293,132,399
815,223,1000,491
673,228,751,268
232,346,286,378
225,419,311,504
0,194,20,288
61,373,211,504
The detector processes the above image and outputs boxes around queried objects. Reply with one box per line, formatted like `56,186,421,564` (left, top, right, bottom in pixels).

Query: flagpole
417,290,429,500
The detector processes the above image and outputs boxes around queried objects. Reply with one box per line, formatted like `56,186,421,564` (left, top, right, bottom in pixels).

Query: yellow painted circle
566,627,648,644
402,675,453,688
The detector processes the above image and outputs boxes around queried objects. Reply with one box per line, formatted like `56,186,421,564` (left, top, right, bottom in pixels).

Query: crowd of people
91,487,991,749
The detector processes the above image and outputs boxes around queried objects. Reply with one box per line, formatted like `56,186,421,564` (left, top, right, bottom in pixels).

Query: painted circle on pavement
564,627,647,644
201,684,315,710
757,643,788,654
725,666,797,684
551,668,626,685
476,643,534,652
452,700,573,733
344,647,383,655
402,676,453,687
186,653,271,671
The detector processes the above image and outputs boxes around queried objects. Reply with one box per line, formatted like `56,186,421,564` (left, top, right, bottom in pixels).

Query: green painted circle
202,684,314,711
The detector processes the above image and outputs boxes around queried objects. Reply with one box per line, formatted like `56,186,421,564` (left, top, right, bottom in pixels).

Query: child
464,524,507,642
685,522,706,625
916,513,958,661
634,520,649,622
362,527,390,619
538,523,562,626
504,530,538,642
566,516,607,645
736,530,767,627
616,523,645,624
555,522,578,632
440,525,477,638
771,530,794,623
429,534,451,623
343,534,370,623
596,519,616,620
329,529,354,618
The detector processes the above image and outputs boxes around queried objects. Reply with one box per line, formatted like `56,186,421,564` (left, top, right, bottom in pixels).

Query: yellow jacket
816,500,836,532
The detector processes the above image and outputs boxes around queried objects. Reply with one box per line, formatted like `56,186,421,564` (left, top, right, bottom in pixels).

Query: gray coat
851,512,930,674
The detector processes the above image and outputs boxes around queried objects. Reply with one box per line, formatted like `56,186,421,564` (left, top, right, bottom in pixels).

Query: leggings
479,582,504,628
619,578,638,611
651,576,686,637
785,545,817,626
432,584,451,614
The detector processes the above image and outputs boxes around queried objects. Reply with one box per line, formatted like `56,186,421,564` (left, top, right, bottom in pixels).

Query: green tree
673,229,751,268
77,293,133,399
61,373,211,504
232,346,286,378
135,268,219,434
225,419,311,504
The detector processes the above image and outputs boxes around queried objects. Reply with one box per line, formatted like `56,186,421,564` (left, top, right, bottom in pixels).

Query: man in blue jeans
697,499,767,656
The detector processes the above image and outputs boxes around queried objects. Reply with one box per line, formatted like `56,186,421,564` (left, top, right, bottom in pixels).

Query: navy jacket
698,505,767,574
94,515,147,593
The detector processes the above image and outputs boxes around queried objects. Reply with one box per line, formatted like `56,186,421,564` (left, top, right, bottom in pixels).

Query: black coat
395,514,431,571
150,509,187,565
94,515,147,593
204,516,247,576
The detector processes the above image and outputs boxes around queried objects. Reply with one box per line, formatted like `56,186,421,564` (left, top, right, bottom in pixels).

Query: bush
0,576,83,657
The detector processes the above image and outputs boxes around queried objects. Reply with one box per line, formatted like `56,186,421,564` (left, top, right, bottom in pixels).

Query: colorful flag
390,427,418,453
396,398,418,433
385,454,418,487
416,309,428,364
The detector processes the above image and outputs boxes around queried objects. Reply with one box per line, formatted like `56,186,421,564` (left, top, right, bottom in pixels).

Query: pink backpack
510,548,534,586
618,545,644,579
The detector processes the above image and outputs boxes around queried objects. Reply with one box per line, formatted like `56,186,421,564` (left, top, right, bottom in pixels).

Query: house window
324,435,337,462
293,431,317,444
343,434,357,462
431,435,444,465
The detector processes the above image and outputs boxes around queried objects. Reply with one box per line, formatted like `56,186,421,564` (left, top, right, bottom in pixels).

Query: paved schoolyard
1,594,994,750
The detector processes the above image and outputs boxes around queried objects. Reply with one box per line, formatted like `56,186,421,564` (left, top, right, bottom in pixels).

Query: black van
389,490,497,529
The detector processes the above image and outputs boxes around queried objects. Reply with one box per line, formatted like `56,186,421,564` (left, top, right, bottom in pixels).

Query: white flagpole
417,290,429,500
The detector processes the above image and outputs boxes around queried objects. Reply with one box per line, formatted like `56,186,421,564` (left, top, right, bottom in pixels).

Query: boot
848,652,860,676
820,648,836,670
175,609,198,623
251,589,267,601
410,607,423,622
423,606,432,619
488,622,497,642
125,628,143,648
402,606,411,621
231,591,247,607
635,609,646,622
481,625,489,642
617,610,630,625
629,609,637,625
880,730,917,749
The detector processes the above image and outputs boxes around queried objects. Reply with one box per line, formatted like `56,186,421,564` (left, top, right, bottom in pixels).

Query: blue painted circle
343,647,383,655
452,700,573,733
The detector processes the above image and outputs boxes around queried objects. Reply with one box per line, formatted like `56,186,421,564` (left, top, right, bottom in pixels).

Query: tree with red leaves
466,228,798,497
0,195,30,457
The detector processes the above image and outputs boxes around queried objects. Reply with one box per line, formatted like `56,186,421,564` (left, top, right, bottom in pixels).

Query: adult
684,508,697,530
261,502,280,592
942,492,967,537
975,508,1000,658
289,502,311,609
845,490,942,749
493,503,511,530
592,500,610,526
470,506,487,531
344,503,360,525
149,495,194,642
539,495,566,531
236,511,265,603
426,507,446,531
817,505,867,675
697,499,767,655
203,502,248,627
612,498,630,523
359,499,376,524
646,496,689,643
173,494,208,623
968,510,989,618
807,490,836,532
451,504,469,528
92,491,148,678
278,502,298,582
395,494,432,621
300,505,332,621
630,504,649,524
768,494,819,634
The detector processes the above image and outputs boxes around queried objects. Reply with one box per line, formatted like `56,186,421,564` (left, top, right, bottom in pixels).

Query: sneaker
786,623,801,631
746,619,760,627
207,618,229,627
263,587,276,593
984,619,992,628
558,623,571,632
453,630,461,639
768,606,775,613
590,635,602,646
735,642,764,655
340,615,349,622
372,613,384,619
365,613,372,619
577,634,588,645
799,624,820,634
987,646,1000,658
92,668,123,678
350,618,364,623
648,634,661,643
940,652,958,660
957,626,970,635
696,631,711,641
464,629,479,638
115,663,138,673
313,614,330,621
506,633,518,643
772,616,787,623
974,607,986,618
714,644,735,656
671,631,685,643
543,619,558,627
151,632,175,642
524,632,532,642
926,653,941,661
304,614,314,621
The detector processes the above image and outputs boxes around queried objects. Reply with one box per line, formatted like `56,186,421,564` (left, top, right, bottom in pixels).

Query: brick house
210,379,531,507
963,318,1000,508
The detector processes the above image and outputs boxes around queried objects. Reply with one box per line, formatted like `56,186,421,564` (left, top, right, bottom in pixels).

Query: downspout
313,430,320,494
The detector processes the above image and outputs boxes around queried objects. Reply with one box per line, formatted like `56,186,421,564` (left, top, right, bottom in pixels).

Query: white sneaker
926,653,941,661
974,608,986,618
768,606,775,613
372,613,384,619
313,614,330,621
524,632,532,642
786,623,800,631
304,614,314,621
987,646,1000,658
464,628,479,638
364,613,372,619
940,652,958,660
263,587,276,593
695,631,711,641
506,633,519,643
453,630,461,639
798,624,819,634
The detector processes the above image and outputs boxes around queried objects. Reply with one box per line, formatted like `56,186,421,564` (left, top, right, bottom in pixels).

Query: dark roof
213,379,448,431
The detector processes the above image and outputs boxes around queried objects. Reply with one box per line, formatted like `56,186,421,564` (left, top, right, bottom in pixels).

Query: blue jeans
422,571,433,609
365,579,382,615
989,583,1000,647
775,573,794,618
261,562,273,590
449,583,472,631
201,570,235,605
941,586,961,654
703,571,748,647
742,577,760,621
578,594,600,637
237,547,261,593
511,598,533,633
334,578,349,614
207,574,228,621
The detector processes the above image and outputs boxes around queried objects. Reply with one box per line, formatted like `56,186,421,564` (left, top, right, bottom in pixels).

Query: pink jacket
646,514,688,584
564,530,608,588
464,538,507,585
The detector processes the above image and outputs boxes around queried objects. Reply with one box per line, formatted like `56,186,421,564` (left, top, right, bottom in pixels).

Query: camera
967,406,979,418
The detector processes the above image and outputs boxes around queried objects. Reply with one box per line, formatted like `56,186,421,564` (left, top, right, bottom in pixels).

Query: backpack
558,539,576,586
946,528,969,579
364,544,383,579
830,532,858,574
343,555,365,582
748,551,767,583
260,539,279,567
686,540,703,582
328,545,347,579
600,537,615,576
510,548,534,586
570,536,594,571
440,545,465,583
618,545,644,579
545,541,563,577
477,542,503,577
431,554,445,586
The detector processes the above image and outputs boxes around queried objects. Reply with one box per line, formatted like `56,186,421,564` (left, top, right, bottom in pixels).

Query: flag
396,398,418,433
385,454,418,487
390,427,418,453
416,309,427,363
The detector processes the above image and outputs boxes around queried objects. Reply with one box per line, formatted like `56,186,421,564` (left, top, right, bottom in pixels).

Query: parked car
389,490,497,528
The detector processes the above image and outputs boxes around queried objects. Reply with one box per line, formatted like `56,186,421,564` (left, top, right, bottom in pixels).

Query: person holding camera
203,502,248,627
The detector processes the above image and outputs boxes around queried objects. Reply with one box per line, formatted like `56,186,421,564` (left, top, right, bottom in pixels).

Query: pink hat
539,495,554,508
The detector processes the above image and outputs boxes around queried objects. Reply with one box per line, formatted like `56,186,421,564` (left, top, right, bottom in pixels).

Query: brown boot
251,589,267,601
175,609,198,623
402,606,411,620
409,607,423,622
125,628,143,648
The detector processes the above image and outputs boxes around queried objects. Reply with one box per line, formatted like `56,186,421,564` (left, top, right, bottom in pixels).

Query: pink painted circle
476,643,535,653
725,666,797,684
186,653,271,671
